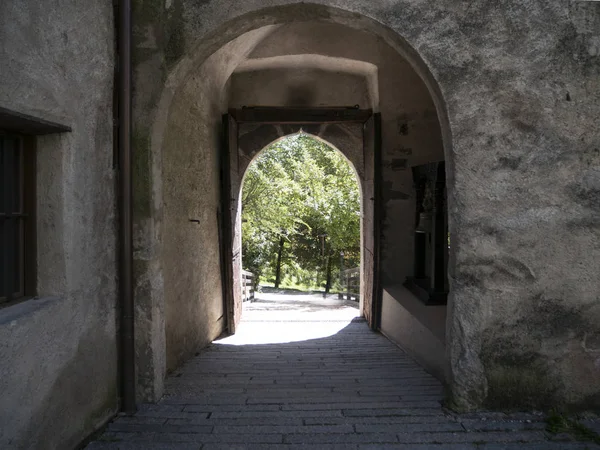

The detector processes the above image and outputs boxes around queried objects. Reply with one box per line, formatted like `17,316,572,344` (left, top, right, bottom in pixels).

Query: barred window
0,134,35,305
404,161,448,305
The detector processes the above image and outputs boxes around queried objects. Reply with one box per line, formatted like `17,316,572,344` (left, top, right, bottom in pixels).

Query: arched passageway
131,1,600,413
134,5,452,406
2,1,599,447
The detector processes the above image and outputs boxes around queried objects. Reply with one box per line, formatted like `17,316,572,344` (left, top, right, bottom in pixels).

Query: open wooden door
362,113,382,330
220,114,243,334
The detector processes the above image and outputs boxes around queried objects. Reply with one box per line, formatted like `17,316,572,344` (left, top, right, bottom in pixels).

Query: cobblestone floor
87,291,600,450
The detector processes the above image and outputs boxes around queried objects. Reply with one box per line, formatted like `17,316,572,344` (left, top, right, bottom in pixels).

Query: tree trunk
325,255,333,296
274,236,284,288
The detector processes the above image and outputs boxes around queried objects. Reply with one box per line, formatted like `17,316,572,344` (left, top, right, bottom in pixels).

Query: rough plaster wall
162,68,225,373
146,28,277,377
138,0,600,411
236,54,380,109
230,68,370,109
131,0,277,399
436,2,600,410
0,1,118,449
381,286,446,381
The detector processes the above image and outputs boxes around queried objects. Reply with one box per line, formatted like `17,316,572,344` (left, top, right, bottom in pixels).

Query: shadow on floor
85,318,595,449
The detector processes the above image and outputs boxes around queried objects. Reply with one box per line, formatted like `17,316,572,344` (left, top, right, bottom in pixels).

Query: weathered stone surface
0,1,118,449
88,302,599,448
3,1,598,448
130,0,600,411
127,0,600,409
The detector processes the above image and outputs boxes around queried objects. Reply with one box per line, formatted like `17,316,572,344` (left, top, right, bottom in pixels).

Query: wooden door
220,114,243,334
362,113,382,330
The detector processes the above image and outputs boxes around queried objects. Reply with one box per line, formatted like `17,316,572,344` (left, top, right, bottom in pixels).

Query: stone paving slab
87,294,600,449
87,444,599,450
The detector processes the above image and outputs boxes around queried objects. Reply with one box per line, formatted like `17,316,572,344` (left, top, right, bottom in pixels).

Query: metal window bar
0,135,25,303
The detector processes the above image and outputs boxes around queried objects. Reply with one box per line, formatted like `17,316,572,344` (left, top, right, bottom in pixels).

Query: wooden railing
242,270,255,302
338,267,359,301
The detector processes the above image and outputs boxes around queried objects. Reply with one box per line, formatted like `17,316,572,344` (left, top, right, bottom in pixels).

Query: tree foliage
241,134,360,290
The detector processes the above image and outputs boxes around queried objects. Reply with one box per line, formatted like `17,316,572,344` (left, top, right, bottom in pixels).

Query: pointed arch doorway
220,107,381,334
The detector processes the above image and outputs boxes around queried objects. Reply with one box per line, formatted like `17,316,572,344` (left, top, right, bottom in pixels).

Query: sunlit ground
214,289,360,345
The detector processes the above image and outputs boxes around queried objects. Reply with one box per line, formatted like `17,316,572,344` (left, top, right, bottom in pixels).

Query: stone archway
133,3,456,406
132,1,600,413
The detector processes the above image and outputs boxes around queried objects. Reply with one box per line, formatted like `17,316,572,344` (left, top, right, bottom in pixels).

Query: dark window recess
404,161,448,305
0,134,36,304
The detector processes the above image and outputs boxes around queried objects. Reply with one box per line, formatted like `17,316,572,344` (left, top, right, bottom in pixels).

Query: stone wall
133,15,278,397
2,1,596,448
0,1,118,448
160,49,230,374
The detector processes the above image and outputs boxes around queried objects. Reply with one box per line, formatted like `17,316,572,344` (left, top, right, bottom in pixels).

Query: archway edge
155,2,454,186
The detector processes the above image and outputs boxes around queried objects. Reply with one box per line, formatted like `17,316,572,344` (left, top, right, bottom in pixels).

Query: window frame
404,160,448,306
0,133,36,306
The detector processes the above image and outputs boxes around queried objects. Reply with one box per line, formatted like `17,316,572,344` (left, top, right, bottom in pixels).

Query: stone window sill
0,296,62,326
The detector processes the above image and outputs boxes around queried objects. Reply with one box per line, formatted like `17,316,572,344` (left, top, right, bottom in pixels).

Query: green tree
241,134,360,291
